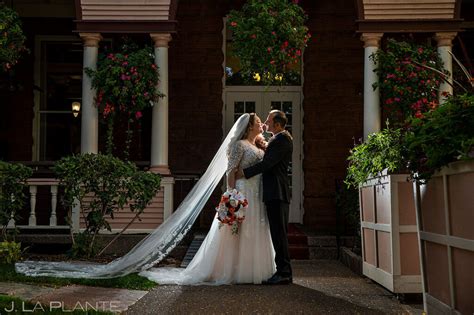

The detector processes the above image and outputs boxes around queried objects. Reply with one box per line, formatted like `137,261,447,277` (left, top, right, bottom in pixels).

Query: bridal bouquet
216,189,248,235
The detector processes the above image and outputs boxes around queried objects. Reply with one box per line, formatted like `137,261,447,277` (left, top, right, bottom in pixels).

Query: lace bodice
226,140,264,174
226,140,264,197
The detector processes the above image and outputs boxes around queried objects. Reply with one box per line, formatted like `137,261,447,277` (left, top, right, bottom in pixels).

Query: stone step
289,244,309,260
288,233,307,244
287,223,309,259
180,234,206,268
307,236,337,247
309,247,338,260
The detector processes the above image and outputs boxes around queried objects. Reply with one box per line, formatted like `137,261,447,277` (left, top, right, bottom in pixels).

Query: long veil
15,114,251,278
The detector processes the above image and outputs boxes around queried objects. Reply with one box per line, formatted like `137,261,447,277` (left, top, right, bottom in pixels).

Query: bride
140,113,275,284
15,113,275,284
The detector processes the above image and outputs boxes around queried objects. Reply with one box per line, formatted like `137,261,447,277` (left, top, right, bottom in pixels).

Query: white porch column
361,33,383,140
434,32,457,104
150,33,175,222
150,33,172,174
79,33,102,154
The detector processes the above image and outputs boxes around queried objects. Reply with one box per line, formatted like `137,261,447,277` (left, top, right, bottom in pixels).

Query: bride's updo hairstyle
241,113,267,151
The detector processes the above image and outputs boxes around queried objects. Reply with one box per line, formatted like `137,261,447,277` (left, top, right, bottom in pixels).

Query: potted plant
226,0,311,85
345,126,422,293
85,41,163,160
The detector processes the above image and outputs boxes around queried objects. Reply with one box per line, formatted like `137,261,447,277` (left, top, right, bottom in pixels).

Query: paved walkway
126,260,423,314
0,260,423,314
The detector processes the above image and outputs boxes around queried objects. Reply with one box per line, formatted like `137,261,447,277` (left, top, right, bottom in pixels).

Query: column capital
434,32,457,47
79,33,102,47
150,33,172,48
360,33,383,48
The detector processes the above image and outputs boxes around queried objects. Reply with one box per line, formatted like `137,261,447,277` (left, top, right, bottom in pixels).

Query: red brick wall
168,1,232,225
301,1,363,232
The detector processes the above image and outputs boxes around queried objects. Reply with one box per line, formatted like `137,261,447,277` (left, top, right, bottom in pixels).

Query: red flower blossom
103,103,114,118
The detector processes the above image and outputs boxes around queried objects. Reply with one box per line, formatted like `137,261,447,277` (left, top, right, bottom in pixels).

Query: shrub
345,125,406,188
54,154,162,257
0,161,32,239
405,93,474,182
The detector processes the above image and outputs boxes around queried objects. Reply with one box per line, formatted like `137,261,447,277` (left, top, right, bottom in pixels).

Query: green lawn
0,295,114,314
0,263,156,290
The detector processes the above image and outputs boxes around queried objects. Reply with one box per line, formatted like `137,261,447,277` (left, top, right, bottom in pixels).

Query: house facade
1,0,472,234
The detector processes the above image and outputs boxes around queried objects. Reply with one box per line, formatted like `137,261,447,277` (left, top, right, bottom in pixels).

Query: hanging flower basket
227,0,311,85
0,5,28,73
85,44,164,158
371,39,446,124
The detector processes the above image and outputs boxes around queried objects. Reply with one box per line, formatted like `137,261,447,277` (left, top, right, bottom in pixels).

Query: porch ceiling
356,0,463,33
74,0,179,34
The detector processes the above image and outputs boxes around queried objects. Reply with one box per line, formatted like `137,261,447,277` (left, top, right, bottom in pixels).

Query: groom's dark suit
243,131,293,278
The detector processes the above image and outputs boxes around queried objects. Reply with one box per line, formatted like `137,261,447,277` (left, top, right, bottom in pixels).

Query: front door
225,88,303,223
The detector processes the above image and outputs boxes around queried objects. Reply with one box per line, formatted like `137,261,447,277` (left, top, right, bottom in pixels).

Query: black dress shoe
262,274,292,285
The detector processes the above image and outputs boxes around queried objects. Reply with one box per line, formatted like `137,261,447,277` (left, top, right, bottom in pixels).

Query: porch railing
8,178,71,230
7,171,200,232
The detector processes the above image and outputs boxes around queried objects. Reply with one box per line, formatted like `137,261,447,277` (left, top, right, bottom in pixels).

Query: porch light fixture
72,101,81,117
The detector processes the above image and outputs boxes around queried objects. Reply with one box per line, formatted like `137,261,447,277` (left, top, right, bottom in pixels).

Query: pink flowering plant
85,45,163,157
0,5,28,73
227,0,311,85
371,39,447,124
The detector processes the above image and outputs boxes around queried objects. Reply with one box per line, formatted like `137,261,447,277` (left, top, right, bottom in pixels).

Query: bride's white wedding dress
139,140,276,285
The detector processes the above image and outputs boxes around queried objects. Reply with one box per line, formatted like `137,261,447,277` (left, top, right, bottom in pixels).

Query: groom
238,110,293,285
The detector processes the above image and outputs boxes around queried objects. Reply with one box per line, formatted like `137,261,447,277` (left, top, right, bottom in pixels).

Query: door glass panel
234,101,244,113
270,101,293,134
282,101,292,113
233,101,256,122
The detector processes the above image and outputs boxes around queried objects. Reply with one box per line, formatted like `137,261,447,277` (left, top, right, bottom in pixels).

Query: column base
150,165,171,175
